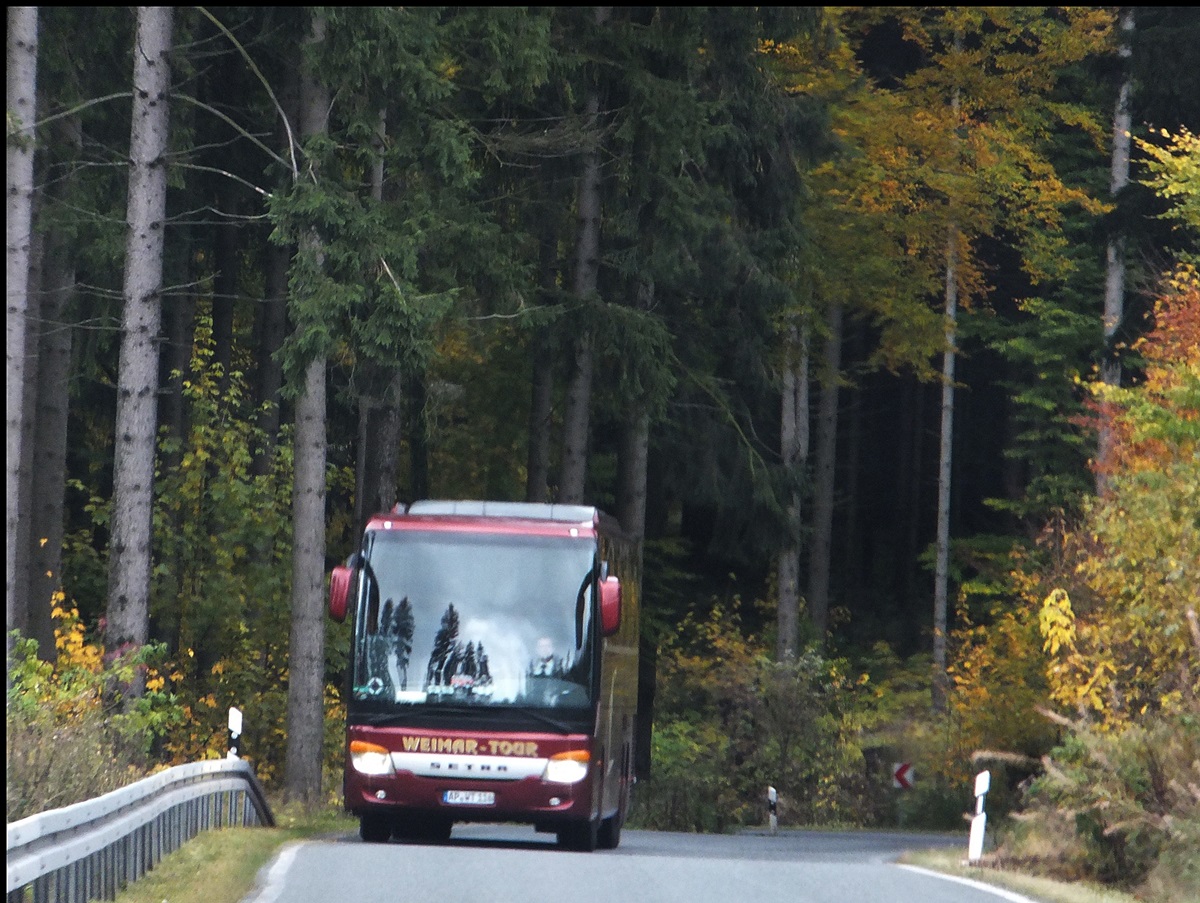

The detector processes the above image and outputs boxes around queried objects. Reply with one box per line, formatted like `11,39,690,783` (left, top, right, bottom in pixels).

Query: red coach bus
328,500,642,851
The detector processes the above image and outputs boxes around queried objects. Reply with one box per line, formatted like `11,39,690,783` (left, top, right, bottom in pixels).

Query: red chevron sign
893,762,914,790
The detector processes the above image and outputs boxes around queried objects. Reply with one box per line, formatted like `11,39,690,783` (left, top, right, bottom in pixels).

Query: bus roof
361,500,607,535
404,500,599,523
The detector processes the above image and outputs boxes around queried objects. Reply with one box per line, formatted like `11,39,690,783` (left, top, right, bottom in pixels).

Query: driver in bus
531,636,563,678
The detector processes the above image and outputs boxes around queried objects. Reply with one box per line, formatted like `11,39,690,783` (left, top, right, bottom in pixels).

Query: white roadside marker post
767,786,778,835
228,706,243,759
968,769,990,864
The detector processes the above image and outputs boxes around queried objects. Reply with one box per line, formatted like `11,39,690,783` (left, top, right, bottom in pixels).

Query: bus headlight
350,740,395,776
543,749,589,784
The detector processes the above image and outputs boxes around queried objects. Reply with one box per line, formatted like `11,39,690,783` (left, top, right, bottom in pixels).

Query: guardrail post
767,786,778,835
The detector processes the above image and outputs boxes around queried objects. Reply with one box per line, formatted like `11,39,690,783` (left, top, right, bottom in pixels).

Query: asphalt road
243,824,1038,903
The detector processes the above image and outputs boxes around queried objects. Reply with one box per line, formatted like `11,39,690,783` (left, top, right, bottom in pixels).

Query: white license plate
443,790,495,806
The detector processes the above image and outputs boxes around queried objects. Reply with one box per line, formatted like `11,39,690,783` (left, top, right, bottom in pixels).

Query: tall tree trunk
161,287,194,474
932,32,964,714
252,242,289,475
14,180,43,647
408,374,429,501
841,322,865,621
356,108,403,526
557,7,609,505
29,209,75,662
105,7,173,683
284,10,331,807
1098,8,1134,494
526,220,558,504
776,316,810,663
932,226,959,713
807,302,843,648
616,279,655,540
251,62,299,477
211,184,239,392
557,117,601,503
374,372,403,513
6,5,38,659
25,108,80,661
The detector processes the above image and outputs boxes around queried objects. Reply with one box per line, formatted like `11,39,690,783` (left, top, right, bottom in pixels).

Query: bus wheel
557,818,598,852
359,813,392,843
597,812,621,850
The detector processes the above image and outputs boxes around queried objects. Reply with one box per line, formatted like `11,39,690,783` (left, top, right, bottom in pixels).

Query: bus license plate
443,790,495,806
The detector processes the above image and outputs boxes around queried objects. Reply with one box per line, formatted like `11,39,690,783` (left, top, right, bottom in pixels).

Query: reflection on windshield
352,531,595,709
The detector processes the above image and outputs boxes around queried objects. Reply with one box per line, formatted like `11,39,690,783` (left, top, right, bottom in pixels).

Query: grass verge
898,848,1141,903
112,803,356,903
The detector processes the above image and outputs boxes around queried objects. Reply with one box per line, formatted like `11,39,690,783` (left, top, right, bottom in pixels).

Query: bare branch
196,6,297,179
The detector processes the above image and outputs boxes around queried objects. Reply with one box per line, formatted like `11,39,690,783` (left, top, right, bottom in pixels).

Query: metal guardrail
6,758,274,903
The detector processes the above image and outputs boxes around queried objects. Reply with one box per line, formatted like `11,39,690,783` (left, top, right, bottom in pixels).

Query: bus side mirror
329,564,353,622
600,576,621,636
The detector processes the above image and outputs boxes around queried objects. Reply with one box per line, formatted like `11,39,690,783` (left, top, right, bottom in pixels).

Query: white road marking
896,864,1043,903
242,841,305,903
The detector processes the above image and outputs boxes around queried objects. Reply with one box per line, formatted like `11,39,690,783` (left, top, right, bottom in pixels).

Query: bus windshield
351,530,596,710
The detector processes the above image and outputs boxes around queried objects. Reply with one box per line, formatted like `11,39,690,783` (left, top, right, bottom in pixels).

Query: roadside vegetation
6,8,1198,903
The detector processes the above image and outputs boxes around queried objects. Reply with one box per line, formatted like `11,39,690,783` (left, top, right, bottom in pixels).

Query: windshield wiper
503,705,579,734
354,711,412,726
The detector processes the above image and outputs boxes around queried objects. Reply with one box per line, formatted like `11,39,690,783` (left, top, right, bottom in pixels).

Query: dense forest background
7,7,1199,900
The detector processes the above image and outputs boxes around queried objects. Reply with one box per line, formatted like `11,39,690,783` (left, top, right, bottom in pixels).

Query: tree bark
252,243,289,475
557,114,601,503
14,174,43,647
932,226,958,714
284,10,331,807
26,109,81,662
557,7,609,505
358,107,403,524
807,302,843,648
7,5,38,659
776,316,810,663
616,279,655,540
1097,8,1134,494
526,220,558,504
105,6,173,679
28,221,74,662
211,184,239,391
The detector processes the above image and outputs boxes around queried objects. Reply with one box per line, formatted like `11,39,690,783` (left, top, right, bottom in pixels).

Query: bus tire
597,812,621,850
359,812,392,843
557,818,598,852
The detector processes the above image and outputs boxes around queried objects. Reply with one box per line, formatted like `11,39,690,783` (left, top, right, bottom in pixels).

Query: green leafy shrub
6,604,184,822
631,600,883,831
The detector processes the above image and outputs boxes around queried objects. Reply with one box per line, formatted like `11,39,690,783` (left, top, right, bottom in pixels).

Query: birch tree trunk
776,316,810,663
557,7,610,505
284,10,331,807
6,6,38,656
1098,8,1134,494
105,6,173,678
807,302,843,648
